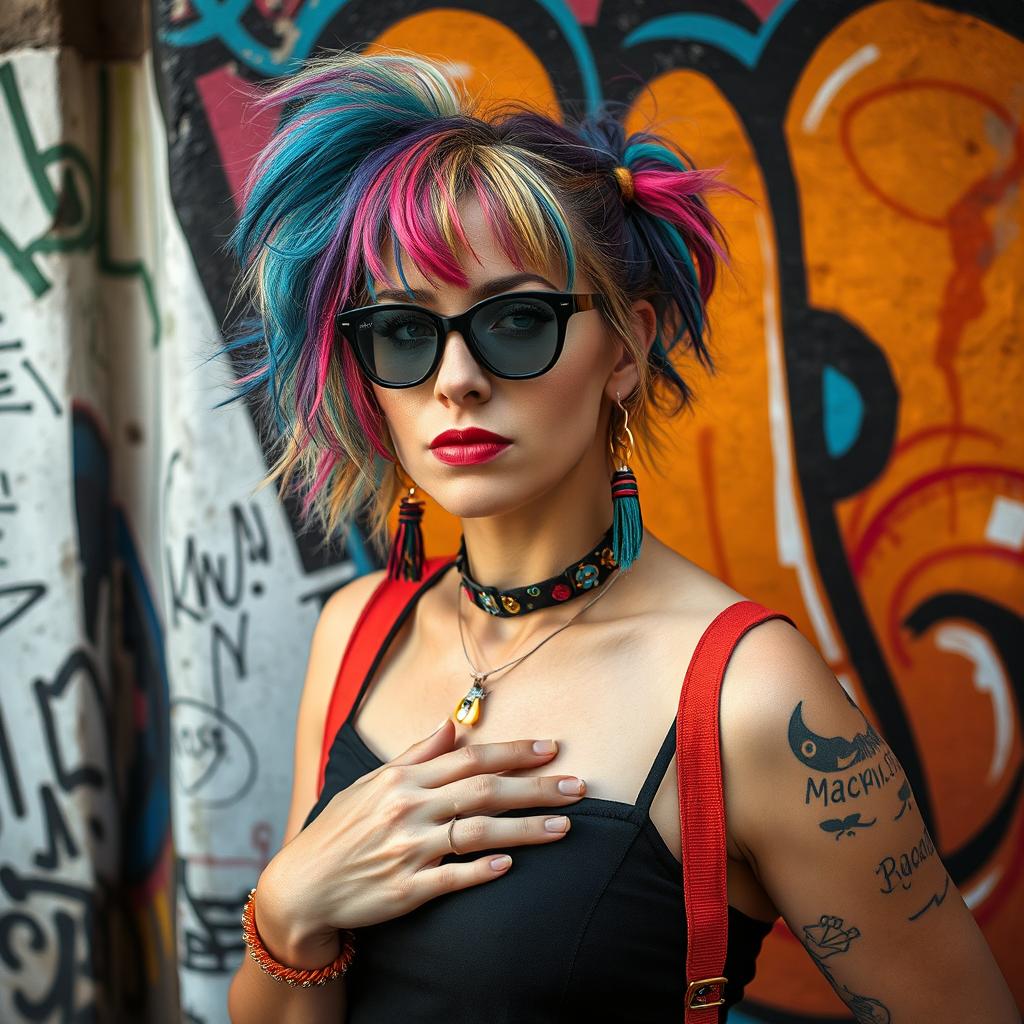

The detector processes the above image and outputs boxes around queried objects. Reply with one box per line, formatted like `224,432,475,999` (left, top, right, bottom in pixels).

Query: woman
225,50,1017,1023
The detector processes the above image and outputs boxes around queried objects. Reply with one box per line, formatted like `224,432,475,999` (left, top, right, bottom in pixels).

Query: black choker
456,525,619,617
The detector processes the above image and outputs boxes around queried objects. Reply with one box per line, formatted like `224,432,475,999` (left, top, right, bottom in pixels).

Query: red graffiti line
850,463,1024,575
844,423,1002,546
839,80,1024,514
696,426,733,586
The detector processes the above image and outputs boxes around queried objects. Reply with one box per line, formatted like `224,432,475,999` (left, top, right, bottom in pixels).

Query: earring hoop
608,390,643,571
609,391,636,468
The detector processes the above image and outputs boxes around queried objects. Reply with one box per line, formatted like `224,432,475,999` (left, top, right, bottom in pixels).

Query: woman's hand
256,717,586,947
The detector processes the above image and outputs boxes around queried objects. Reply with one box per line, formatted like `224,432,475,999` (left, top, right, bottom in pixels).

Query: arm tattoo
789,694,883,772
801,913,892,1023
893,780,913,820
791,696,905,812
874,824,939,896
908,875,951,921
819,812,877,839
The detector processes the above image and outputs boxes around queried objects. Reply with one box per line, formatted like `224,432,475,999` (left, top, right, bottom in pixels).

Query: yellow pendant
453,681,487,726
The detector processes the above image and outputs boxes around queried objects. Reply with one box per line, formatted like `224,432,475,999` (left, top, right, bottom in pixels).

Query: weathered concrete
0,0,146,58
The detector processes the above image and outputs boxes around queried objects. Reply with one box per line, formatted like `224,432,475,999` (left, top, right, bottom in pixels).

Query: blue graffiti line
116,509,172,876
623,0,800,70
823,364,865,459
160,0,272,64
159,0,602,111
534,0,602,113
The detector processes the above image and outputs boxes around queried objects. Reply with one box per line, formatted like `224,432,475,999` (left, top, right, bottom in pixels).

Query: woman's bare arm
720,619,1018,1023
227,570,385,1024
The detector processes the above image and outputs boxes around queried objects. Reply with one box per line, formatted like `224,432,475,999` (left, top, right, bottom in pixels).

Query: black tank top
302,562,774,1021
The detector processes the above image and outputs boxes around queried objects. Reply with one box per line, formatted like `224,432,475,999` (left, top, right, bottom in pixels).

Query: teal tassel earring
610,393,643,571
386,481,425,582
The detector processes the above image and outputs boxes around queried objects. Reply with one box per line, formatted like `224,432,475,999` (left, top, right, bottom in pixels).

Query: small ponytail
576,112,735,413
611,164,636,203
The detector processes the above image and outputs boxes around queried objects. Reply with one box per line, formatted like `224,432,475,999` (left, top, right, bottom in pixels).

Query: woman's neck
458,450,614,592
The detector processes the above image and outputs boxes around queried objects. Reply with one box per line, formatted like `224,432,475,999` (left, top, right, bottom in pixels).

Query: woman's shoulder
634,531,752,618
640,530,820,760
321,566,389,621
640,530,794,624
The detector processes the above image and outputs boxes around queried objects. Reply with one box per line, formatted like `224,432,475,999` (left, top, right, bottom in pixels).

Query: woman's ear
605,299,658,402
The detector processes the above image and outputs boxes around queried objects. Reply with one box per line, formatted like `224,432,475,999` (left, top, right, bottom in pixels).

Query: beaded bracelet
241,887,356,987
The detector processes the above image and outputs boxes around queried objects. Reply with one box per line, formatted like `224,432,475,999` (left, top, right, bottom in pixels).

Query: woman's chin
422,478,543,521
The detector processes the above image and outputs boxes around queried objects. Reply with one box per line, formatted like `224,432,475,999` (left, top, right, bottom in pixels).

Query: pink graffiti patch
564,0,601,26
741,0,787,19
195,65,280,215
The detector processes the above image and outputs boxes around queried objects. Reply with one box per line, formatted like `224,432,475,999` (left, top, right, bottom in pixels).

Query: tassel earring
386,481,425,582
610,392,643,571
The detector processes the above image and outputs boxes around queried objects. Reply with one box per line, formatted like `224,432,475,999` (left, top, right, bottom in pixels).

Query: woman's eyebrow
373,272,559,303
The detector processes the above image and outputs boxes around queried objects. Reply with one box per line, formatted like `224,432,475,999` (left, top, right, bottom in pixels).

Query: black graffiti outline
33,648,117,805
0,582,46,634
0,701,26,821
165,482,271,628
170,697,258,808
0,863,148,1020
176,855,248,974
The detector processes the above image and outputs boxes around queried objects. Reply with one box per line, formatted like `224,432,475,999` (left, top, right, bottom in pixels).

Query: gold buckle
686,976,728,1010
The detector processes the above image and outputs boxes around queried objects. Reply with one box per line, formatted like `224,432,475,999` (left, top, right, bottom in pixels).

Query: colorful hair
222,48,733,555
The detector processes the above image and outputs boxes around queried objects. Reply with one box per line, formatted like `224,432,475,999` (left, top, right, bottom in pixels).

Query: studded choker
455,525,619,617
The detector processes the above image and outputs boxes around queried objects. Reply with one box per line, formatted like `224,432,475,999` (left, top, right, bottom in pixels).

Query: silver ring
447,815,461,855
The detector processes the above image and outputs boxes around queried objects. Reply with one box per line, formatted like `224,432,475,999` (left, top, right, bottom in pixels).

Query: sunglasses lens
470,295,559,376
355,308,439,385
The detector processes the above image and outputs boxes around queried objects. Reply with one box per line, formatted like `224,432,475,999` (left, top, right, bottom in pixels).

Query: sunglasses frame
335,290,607,389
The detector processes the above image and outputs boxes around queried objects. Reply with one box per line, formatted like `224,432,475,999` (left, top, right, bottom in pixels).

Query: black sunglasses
335,291,606,389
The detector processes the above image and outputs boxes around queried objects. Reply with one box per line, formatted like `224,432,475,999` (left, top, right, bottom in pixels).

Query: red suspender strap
316,556,456,797
679,600,797,1021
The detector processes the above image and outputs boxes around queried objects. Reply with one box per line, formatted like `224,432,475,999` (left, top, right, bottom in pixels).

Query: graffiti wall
1,0,1019,1021
0,42,356,1024
0,49,179,1019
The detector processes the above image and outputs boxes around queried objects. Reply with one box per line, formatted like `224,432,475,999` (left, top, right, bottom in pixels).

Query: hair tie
612,165,635,203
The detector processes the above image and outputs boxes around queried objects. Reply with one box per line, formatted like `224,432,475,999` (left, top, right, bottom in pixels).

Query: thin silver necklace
452,567,622,726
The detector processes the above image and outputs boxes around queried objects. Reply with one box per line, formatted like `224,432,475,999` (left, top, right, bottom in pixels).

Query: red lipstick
429,427,512,466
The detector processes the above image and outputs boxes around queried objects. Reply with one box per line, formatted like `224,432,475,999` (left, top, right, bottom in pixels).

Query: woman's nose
433,330,492,405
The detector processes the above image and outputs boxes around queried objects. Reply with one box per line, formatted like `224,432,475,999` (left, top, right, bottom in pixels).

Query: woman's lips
429,428,512,466
430,442,510,466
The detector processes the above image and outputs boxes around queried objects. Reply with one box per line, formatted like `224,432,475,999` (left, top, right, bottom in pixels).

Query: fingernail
545,816,570,832
490,855,512,871
434,718,449,733
558,778,585,795
533,740,557,754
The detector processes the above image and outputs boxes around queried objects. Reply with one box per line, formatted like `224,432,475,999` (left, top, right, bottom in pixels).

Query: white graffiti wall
0,47,355,1022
